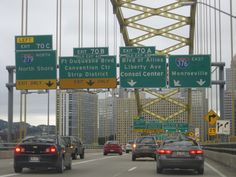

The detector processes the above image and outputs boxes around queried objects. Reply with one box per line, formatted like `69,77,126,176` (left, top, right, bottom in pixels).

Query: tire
72,153,77,160
198,167,204,175
119,152,122,155
103,152,107,156
80,151,85,159
132,155,136,161
14,167,22,173
156,167,163,174
57,158,64,173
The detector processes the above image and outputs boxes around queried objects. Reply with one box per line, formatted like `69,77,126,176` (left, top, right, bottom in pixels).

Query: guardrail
202,142,236,155
0,143,16,151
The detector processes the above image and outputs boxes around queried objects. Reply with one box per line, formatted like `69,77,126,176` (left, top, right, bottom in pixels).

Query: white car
125,143,132,153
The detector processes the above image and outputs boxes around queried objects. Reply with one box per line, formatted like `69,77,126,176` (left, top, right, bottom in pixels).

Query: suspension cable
78,0,80,47
214,0,219,113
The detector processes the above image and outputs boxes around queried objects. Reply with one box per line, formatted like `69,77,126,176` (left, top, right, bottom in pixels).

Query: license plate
29,156,39,162
176,152,185,156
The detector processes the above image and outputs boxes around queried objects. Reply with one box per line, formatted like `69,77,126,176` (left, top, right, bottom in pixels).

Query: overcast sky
0,0,235,126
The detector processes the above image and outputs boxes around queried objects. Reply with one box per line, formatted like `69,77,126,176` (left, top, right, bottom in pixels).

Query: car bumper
157,158,204,169
104,149,122,153
133,151,155,158
14,154,60,168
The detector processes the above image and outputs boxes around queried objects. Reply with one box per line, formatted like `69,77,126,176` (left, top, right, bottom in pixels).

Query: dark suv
62,136,85,160
132,136,158,161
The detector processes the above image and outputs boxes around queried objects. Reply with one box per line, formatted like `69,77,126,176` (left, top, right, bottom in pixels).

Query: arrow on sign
196,79,206,86
87,80,95,86
208,114,216,123
128,80,137,87
46,81,54,87
174,80,181,87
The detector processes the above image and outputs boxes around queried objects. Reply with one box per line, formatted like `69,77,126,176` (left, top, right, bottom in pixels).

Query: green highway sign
15,35,52,51
15,50,57,90
169,55,211,88
73,47,109,57
120,55,166,88
120,46,156,56
59,56,117,89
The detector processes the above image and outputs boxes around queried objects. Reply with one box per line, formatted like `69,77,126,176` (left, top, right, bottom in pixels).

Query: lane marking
0,174,19,177
205,162,227,177
72,156,119,165
128,167,137,172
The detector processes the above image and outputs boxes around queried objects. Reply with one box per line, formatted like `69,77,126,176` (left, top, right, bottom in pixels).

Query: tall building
98,97,115,141
114,98,138,144
224,55,236,136
191,89,208,141
58,91,98,145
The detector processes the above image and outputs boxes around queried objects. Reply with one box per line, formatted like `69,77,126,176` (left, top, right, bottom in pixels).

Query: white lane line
72,156,118,165
0,174,19,177
128,167,137,172
205,162,227,177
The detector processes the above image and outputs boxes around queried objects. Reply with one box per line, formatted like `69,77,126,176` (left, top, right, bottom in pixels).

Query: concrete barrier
205,150,236,170
0,150,13,159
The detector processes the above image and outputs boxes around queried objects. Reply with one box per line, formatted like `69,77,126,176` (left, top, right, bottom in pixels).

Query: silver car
156,135,204,174
132,136,158,161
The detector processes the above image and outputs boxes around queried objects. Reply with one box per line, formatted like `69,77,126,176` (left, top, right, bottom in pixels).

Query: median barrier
205,150,236,170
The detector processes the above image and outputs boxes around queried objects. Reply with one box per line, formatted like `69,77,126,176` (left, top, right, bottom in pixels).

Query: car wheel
72,153,77,160
132,155,136,161
14,167,22,173
198,167,204,175
156,167,163,174
80,152,85,159
119,152,122,155
57,158,64,173
103,152,107,155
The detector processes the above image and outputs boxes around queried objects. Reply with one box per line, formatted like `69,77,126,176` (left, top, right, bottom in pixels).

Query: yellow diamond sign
204,110,220,125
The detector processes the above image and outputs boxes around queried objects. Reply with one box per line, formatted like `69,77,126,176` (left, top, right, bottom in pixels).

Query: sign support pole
6,66,14,143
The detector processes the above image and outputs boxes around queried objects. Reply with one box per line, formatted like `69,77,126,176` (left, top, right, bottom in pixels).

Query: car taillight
157,149,173,155
189,149,204,155
45,146,57,153
15,146,25,153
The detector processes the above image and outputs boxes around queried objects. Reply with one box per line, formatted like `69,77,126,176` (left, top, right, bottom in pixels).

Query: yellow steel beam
111,0,196,122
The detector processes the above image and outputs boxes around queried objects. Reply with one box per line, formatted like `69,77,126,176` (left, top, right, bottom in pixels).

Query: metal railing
202,142,236,155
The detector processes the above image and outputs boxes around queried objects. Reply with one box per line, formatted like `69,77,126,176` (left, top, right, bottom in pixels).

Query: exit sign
15,35,52,51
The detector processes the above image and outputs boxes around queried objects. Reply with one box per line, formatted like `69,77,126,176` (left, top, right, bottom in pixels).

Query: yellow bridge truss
111,0,197,123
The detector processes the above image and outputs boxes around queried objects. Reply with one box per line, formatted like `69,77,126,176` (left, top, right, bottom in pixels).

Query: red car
103,141,122,155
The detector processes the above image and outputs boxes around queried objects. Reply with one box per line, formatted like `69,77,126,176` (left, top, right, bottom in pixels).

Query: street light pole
47,90,50,135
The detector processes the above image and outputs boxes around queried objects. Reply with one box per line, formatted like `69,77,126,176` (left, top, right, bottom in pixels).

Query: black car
156,135,204,174
132,136,158,161
14,135,72,173
62,136,85,160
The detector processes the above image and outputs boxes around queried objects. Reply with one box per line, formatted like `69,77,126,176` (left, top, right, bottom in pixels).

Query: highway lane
0,152,236,177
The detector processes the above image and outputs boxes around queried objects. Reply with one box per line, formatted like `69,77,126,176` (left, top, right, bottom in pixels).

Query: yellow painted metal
111,0,196,123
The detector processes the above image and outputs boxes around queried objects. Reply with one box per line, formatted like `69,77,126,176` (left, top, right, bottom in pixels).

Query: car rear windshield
22,136,56,143
106,141,119,144
163,139,198,147
136,137,155,144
